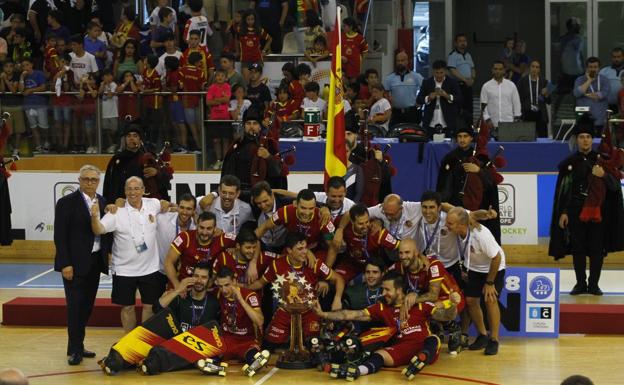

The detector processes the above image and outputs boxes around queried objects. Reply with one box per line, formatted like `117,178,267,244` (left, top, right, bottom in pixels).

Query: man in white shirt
480,60,521,128
250,182,288,252
91,177,167,332
199,175,253,234
155,34,182,76
368,194,422,241
69,34,99,84
446,207,505,356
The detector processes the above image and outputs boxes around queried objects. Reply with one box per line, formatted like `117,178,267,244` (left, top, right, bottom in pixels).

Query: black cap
248,62,263,72
243,107,263,123
574,113,595,137
124,123,144,138
345,110,359,134
455,125,475,136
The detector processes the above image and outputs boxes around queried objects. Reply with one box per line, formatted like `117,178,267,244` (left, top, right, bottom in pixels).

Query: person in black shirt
246,63,272,116
153,261,219,332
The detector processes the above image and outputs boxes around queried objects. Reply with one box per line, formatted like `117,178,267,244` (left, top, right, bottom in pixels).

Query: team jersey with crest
217,287,260,338
389,256,461,298
364,301,435,343
44,46,61,76
263,256,333,290
289,79,305,106
270,204,335,250
183,15,213,46
141,67,162,109
170,231,237,280
342,32,368,79
213,250,279,284
238,27,269,63
342,226,400,265
179,63,207,108
180,46,214,80
266,99,300,121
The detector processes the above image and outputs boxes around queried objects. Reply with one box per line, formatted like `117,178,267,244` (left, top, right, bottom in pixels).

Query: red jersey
238,27,269,63
180,46,215,79
263,256,333,290
389,257,460,299
266,99,299,121
52,70,75,106
271,204,335,250
179,64,207,108
289,80,305,106
342,32,368,79
165,69,182,102
365,301,435,343
114,21,140,42
223,20,240,53
171,231,237,280
342,226,400,266
44,46,61,76
118,93,139,120
141,68,162,109
217,287,260,338
213,250,278,284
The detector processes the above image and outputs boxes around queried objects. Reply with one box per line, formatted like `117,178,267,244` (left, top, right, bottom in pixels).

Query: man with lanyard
164,211,236,289
573,57,610,133
445,207,505,356
153,261,219,333
313,271,460,381
156,193,197,292
199,175,253,234
330,204,400,283
247,232,345,350
598,47,623,113
342,256,386,332
255,189,337,262
382,51,423,127
250,181,290,253
368,194,423,241
213,230,278,285
198,266,270,377
391,239,466,354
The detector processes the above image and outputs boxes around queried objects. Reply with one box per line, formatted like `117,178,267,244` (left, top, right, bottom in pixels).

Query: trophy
272,272,316,369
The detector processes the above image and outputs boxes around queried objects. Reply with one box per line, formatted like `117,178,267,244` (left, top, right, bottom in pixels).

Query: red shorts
383,335,440,367
221,333,259,361
334,261,364,283
265,308,321,344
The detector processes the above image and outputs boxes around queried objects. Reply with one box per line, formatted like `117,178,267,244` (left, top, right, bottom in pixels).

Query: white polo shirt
314,192,355,221
209,197,253,234
460,225,506,274
414,211,460,268
101,198,161,276
368,201,422,240
257,200,287,248
156,212,196,273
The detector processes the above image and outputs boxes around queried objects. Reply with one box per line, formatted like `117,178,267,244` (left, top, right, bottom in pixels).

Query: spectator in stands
46,9,70,43
19,57,48,153
155,32,182,75
27,0,54,43
99,69,119,153
509,39,529,84
598,47,623,113
357,68,379,103
553,17,585,123
91,176,167,333
229,84,252,123
499,37,515,79
181,29,215,81
111,7,140,51
246,63,272,115
281,62,304,107
163,56,186,152
203,0,230,45
51,54,74,153
383,51,423,127
206,68,232,170
448,33,476,128
150,6,176,57
220,52,245,91
297,63,312,88
76,73,98,154
0,14,30,47
113,39,143,79
302,80,327,132
367,83,392,134
69,34,99,84
303,15,324,52
141,54,165,145
0,60,25,156
265,85,300,123
304,34,329,68
480,60,522,131
54,164,110,366
518,60,551,138
43,33,61,78
223,10,242,54
238,10,271,83
573,56,610,133
150,0,178,44
116,71,140,121
8,27,32,64
342,17,368,83
179,51,206,153
251,0,288,54
84,21,107,71
182,0,211,48
417,59,461,138
88,16,114,69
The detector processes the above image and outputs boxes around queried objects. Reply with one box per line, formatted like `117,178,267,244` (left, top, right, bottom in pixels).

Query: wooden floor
0,288,622,385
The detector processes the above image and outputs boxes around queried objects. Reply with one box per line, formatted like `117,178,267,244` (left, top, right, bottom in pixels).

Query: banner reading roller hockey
99,308,181,375
140,321,227,375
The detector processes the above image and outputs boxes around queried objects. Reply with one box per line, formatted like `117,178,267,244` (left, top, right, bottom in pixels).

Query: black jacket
416,76,461,133
54,190,111,276
516,75,551,123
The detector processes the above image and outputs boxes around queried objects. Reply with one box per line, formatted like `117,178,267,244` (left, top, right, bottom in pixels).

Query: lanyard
126,204,146,247
588,76,601,93
365,287,381,305
421,217,441,255
457,230,471,271
406,272,419,293
191,294,208,326
528,77,539,106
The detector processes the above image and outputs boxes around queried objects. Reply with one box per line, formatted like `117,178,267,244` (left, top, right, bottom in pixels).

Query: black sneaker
587,286,603,296
484,339,499,355
469,334,489,350
569,283,588,295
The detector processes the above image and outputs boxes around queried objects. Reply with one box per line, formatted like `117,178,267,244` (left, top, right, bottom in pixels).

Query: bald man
0,368,29,385
445,207,505,356
367,194,423,240
382,51,423,126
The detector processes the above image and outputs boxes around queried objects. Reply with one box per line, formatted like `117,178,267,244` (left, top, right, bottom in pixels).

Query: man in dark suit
54,164,110,365
417,60,461,138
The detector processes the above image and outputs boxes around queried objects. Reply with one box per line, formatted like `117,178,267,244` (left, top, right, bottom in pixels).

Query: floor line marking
17,268,54,287
253,366,279,385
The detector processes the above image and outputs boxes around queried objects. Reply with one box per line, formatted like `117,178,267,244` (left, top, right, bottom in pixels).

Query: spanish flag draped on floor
324,10,347,183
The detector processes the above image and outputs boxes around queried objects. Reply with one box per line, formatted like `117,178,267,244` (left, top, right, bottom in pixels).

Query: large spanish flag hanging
324,9,347,183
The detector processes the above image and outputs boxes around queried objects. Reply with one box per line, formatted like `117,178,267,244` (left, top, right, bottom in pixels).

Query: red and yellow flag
324,11,347,183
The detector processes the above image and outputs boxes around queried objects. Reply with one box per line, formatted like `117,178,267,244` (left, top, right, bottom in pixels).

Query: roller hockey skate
242,350,270,377
446,322,464,355
401,352,428,380
309,336,333,371
98,352,123,375
329,363,360,381
138,357,160,375
197,358,228,376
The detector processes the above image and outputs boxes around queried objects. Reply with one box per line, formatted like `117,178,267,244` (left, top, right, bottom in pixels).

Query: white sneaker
211,160,222,170
87,146,97,154
106,145,117,154
11,148,19,157
33,146,43,154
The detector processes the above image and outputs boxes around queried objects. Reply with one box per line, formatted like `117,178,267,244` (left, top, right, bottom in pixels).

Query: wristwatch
485,280,495,286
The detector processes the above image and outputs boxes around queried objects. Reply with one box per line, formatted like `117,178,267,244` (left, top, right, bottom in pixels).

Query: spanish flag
324,10,347,183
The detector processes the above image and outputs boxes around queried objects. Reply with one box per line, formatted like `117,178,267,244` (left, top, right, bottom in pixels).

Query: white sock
358,365,369,376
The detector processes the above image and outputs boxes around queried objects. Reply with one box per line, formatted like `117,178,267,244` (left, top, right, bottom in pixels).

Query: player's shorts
169,100,185,123
221,333,259,361
383,335,440,366
265,308,320,344
464,269,505,298
112,271,164,306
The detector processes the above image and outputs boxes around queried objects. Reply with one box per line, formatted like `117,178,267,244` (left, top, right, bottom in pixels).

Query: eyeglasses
80,177,100,184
